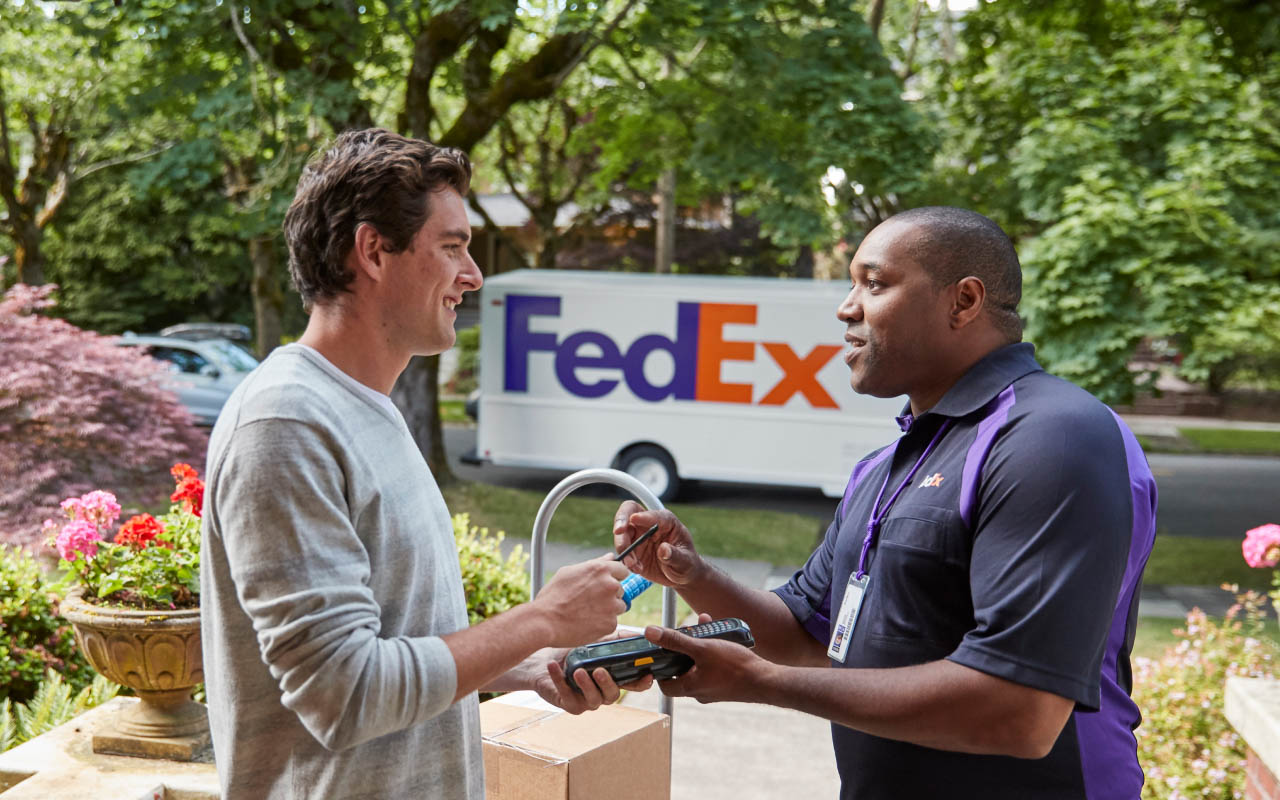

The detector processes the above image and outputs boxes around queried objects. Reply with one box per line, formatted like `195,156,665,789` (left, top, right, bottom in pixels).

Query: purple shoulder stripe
839,443,898,523
958,385,1018,528
1075,411,1157,800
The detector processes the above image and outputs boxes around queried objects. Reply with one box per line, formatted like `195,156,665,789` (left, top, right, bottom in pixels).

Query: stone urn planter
60,589,208,760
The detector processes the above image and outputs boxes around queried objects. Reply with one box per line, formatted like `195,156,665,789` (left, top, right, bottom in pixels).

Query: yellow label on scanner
634,656,655,666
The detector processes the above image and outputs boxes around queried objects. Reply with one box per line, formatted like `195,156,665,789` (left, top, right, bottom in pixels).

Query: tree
0,5,155,288
0,285,207,547
915,0,1280,403
581,1,935,262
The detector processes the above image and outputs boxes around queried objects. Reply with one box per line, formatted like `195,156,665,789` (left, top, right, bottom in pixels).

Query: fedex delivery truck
470,269,904,501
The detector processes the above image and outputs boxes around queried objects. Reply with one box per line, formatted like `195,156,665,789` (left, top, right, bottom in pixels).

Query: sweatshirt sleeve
205,416,459,752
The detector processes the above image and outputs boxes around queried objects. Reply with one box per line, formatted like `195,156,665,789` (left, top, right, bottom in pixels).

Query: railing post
530,468,677,718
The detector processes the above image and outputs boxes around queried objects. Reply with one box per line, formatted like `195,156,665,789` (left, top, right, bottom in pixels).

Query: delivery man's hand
644,621,774,705
533,555,630,647
613,502,706,589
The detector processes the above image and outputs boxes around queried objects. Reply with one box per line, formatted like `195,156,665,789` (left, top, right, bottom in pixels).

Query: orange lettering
695,303,756,403
758,343,840,408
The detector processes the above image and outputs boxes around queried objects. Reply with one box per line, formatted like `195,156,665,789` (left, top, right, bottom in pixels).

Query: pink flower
60,496,85,520
55,520,102,562
78,490,121,527
59,490,121,527
1242,523,1280,568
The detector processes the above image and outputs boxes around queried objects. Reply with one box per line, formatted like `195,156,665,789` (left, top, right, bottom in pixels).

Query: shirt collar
899,342,1043,429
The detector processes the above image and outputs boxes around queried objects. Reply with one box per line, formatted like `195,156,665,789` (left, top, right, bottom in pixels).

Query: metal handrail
530,468,676,718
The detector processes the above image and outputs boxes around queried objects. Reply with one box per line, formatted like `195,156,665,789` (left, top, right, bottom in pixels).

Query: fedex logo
504,293,841,408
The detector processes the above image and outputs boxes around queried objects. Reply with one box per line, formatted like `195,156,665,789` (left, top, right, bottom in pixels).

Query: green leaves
0,670,119,754
921,0,1280,402
453,513,529,626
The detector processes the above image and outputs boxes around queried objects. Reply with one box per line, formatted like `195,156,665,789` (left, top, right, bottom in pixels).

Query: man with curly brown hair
202,129,641,800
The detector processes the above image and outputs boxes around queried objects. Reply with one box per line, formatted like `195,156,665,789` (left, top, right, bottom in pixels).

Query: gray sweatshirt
201,345,483,799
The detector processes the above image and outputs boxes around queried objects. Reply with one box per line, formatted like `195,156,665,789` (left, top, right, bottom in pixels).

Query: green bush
0,545,91,703
0,670,118,752
454,513,529,625
1135,587,1278,798
447,326,479,397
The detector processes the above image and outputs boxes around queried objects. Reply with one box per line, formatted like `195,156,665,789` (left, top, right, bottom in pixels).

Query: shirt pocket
877,505,966,566
866,505,972,649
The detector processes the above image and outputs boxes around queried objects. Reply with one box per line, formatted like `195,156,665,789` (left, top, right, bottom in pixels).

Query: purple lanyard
855,418,954,580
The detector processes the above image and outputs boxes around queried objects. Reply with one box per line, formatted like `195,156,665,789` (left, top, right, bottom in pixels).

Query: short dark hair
889,206,1023,341
283,128,472,310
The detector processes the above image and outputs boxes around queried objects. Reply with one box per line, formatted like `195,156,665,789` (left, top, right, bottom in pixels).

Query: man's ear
950,276,986,329
350,222,387,283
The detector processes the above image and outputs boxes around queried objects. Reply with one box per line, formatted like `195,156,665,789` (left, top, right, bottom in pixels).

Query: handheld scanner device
562,618,755,692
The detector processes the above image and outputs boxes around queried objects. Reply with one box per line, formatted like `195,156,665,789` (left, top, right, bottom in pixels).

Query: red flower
171,477,204,518
170,463,198,483
115,514,166,549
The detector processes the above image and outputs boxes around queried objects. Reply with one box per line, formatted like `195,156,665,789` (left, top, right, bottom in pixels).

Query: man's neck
297,303,408,395
907,337,1012,416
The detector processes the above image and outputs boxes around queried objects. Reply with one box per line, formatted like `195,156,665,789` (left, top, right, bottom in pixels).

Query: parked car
157,322,255,357
116,333,260,426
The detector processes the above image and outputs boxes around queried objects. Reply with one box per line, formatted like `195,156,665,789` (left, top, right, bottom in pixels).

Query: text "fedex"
504,294,841,408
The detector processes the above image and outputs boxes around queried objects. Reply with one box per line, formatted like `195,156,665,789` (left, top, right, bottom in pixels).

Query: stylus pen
615,523,660,562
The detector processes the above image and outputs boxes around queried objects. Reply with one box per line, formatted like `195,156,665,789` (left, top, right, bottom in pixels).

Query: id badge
827,573,869,663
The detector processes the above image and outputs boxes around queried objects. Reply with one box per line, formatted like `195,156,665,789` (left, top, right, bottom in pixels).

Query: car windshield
205,339,260,372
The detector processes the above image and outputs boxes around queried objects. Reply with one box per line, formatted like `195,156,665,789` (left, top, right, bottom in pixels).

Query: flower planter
61,589,208,760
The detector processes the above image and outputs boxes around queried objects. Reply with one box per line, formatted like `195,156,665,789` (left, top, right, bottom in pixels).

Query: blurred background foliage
1,0,1276,409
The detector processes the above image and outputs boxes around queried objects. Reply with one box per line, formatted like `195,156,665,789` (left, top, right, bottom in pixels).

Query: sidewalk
1120,413,1280,438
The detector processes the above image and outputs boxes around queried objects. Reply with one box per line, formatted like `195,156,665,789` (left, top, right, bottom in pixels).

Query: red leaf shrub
0,284,208,548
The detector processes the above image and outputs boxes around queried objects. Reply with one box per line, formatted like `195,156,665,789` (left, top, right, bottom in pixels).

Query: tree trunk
12,216,44,286
249,235,284,359
940,0,956,62
866,0,887,38
794,245,814,279
536,230,559,269
655,168,676,274
391,355,455,486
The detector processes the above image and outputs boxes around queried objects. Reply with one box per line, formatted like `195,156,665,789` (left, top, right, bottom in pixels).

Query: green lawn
442,480,824,568
1138,426,1280,456
1144,534,1268,591
1179,426,1280,455
440,399,469,424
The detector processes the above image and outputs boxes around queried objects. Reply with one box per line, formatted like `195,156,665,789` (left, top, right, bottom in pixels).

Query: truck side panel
474,271,903,497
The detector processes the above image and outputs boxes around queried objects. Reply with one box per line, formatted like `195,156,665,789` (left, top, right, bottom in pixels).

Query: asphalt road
444,426,1280,540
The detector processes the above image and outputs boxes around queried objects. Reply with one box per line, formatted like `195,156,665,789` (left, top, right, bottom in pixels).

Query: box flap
499,704,667,761
480,701,560,740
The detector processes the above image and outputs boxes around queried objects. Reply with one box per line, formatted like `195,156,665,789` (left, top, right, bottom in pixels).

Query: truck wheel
618,445,680,502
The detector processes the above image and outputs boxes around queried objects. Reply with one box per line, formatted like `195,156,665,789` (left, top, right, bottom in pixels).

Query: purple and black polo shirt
774,342,1157,800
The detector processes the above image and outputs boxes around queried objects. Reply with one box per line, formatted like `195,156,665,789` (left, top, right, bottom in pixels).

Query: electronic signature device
562,618,755,692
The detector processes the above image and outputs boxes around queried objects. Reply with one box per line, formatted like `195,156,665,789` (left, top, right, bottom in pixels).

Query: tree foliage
0,3,152,288
2,0,1278,428
921,0,1280,402
581,1,934,256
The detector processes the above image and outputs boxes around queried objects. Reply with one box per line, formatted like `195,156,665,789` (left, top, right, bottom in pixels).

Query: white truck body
473,269,904,499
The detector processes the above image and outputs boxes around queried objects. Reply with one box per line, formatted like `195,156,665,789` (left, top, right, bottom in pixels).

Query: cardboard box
480,692,671,800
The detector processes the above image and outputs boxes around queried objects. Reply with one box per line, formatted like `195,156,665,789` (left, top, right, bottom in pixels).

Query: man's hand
644,622,776,705
531,652,656,715
613,502,706,588
532,556,629,647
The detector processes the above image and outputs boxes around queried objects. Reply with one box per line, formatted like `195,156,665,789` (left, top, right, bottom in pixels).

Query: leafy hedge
1135,588,1278,798
454,512,529,625
0,545,91,703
